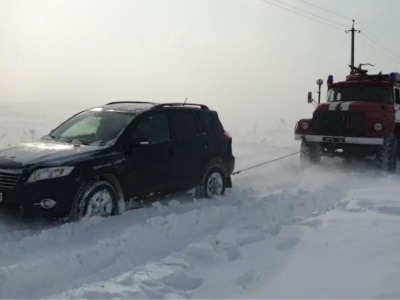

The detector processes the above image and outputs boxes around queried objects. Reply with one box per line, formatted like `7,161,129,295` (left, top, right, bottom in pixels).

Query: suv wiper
59,137,72,143
49,135,92,146
42,133,57,141
71,139,87,146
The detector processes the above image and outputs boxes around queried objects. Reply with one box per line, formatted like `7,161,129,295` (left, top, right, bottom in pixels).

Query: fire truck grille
312,111,365,137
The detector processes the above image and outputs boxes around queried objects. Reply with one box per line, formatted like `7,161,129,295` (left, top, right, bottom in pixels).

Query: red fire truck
294,65,400,172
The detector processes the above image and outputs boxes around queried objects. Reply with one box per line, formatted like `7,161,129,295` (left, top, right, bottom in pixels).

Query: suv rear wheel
196,167,226,199
70,180,118,221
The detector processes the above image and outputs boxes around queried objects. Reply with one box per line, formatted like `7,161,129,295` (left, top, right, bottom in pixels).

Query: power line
299,0,352,22
297,0,400,64
361,33,400,62
259,0,345,31
359,36,400,65
299,1,400,65
260,0,400,66
273,0,348,29
360,28,400,58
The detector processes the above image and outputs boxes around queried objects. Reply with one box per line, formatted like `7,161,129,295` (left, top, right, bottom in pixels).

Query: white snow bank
46,186,341,299
0,183,342,298
49,181,400,299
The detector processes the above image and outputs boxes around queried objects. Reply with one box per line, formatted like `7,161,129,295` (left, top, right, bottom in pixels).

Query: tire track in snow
0,186,343,299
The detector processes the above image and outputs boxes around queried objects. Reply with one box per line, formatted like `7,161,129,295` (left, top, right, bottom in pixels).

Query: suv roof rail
105,101,158,105
151,103,209,110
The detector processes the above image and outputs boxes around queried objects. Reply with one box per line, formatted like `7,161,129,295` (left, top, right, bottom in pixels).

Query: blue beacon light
390,72,396,81
327,75,334,84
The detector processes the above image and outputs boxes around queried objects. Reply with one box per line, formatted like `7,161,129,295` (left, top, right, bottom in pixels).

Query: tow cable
232,151,301,175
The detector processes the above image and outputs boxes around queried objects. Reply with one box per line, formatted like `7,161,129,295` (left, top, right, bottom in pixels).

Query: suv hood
0,140,105,168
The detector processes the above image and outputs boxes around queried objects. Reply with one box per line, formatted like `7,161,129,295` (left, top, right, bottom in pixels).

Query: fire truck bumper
295,134,384,145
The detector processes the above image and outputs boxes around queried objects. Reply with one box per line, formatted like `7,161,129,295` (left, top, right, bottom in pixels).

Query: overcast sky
1,0,400,132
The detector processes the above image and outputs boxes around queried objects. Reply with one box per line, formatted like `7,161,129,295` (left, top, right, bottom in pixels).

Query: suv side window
170,111,200,139
133,112,170,143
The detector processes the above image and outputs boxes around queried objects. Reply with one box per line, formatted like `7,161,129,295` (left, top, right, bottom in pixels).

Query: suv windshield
327,85,393,103
49,109,136,145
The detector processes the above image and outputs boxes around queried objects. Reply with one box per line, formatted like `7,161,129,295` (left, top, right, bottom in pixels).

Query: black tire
196,167,226,199
378,136,398,172
70,180,118,221
300,140,321,165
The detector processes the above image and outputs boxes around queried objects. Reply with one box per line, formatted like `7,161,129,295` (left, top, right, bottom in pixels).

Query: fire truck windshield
327,85,393,103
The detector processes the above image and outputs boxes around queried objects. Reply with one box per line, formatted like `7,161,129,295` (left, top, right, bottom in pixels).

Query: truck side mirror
307,91,313,103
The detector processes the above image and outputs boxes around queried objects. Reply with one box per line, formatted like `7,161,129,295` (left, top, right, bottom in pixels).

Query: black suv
0,102,235,221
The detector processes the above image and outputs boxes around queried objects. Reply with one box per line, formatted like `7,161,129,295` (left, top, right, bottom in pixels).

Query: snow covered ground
1,101,400,299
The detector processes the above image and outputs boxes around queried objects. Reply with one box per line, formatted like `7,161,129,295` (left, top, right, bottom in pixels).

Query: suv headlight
27,167,74,183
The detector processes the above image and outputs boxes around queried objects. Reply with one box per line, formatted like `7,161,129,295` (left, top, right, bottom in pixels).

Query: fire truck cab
295,65,400,172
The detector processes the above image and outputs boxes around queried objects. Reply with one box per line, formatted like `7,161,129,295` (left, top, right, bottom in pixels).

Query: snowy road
1,102,400,299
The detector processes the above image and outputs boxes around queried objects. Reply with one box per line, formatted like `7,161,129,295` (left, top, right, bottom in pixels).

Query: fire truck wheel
378,136,398,172
300,140,321,165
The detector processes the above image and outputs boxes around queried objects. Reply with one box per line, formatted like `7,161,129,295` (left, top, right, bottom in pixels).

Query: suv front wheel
196,167,226,199
70,179,118,221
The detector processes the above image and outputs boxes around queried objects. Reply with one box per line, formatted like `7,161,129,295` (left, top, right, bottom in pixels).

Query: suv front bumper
295,134,384,145
0,174,81,218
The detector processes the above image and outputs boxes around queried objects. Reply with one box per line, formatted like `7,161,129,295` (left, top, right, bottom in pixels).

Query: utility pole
346,20,360,74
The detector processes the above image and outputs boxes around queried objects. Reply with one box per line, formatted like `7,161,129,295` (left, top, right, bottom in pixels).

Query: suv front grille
0,171,21,188
312,111,365,137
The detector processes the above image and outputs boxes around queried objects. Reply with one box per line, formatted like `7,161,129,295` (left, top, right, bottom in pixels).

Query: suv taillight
223,130,232,141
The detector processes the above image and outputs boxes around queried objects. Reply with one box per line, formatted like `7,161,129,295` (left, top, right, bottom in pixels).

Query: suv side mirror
307,91,314,103
131,136,150,146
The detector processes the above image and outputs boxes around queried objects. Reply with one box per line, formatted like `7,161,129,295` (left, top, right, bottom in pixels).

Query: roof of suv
96,101,210,113
98,101,158,113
